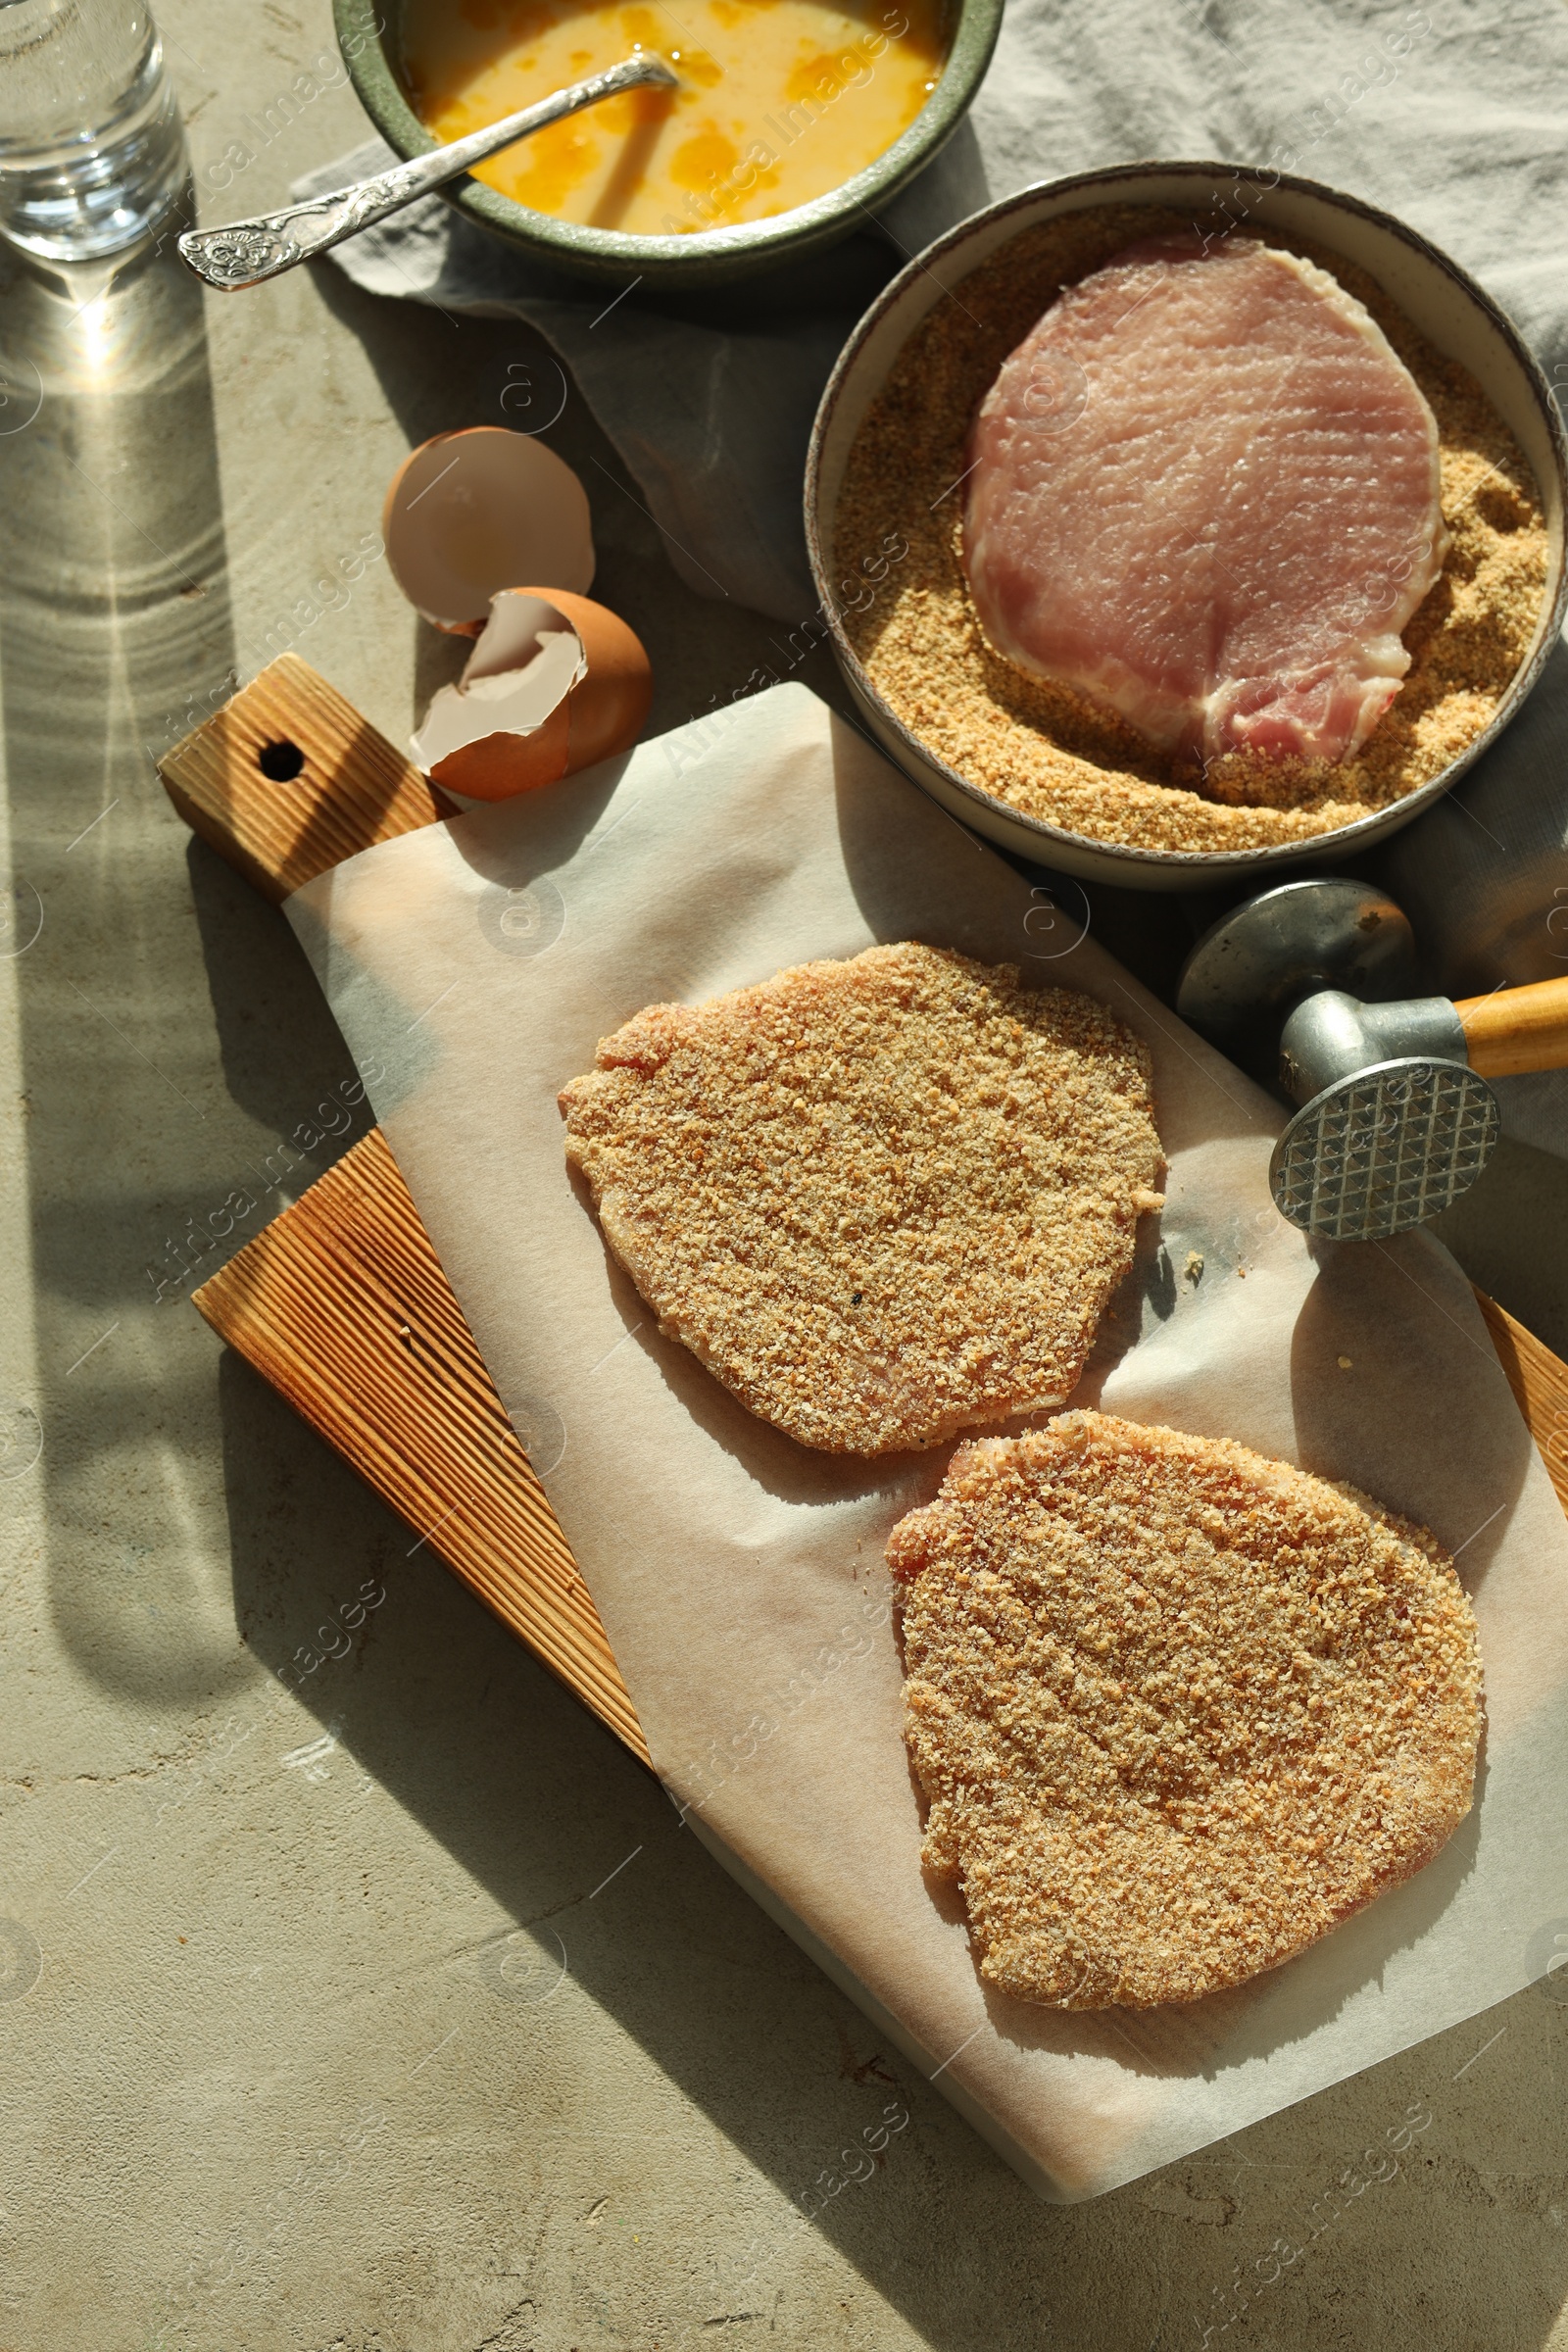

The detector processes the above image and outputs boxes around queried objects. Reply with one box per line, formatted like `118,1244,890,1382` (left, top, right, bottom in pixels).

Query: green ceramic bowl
334,0,1003,287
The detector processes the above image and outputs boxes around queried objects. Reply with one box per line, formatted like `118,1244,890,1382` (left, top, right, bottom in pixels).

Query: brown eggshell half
546,587,655,774
410,587,653,804
426,699,574,801
383,427,595,633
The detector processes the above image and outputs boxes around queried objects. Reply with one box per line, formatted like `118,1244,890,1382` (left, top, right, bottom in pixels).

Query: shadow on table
0,223,247,1699
217,1340,1568,2352
0,226,382,1708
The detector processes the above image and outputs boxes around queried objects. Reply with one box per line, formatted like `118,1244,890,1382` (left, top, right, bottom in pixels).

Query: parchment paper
285,686,1568,2200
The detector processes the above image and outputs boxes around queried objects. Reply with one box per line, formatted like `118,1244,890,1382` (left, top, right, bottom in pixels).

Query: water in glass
0,0,186,260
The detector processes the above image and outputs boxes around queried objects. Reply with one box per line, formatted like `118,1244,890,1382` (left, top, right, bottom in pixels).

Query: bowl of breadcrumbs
807,162,1568,891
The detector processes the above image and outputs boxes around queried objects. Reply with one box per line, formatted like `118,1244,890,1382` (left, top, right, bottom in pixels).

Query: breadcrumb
560,945,1163,1453
889,1411,1482,2006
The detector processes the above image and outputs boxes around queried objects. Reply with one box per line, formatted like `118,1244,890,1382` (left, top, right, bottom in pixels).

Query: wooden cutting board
161,655,1568,1774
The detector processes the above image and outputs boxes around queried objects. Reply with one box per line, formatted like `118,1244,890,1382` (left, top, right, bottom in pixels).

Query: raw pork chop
962,233,1447,767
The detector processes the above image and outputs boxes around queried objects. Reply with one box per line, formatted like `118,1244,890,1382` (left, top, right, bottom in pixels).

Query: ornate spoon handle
178,53,677,292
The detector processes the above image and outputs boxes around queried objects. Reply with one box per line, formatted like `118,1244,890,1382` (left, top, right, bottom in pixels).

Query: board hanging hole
257,739,306,782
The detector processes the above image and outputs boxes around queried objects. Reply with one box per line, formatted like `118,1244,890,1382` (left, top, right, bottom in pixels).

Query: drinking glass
0,0,186,260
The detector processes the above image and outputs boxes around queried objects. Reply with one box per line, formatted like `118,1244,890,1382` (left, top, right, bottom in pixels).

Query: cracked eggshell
384,427,595,633
410,587,654,802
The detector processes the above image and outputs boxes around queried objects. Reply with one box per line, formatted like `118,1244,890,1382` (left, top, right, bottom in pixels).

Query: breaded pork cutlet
559,944,1163,1453
890,1411,1482,2007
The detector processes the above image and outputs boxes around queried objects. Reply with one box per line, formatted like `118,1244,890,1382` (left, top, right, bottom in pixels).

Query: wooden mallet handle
1455,976,1568,1077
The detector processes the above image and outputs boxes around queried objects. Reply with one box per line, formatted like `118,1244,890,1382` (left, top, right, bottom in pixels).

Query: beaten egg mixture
399,0,948,235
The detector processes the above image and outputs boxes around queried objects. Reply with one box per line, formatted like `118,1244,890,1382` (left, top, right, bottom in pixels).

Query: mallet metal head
1177,878,1501,1242
1173,877,1423,1054
1268,1056,1499,1242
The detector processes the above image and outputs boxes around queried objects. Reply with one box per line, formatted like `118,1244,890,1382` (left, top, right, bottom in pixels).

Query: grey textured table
3,5,1568,2346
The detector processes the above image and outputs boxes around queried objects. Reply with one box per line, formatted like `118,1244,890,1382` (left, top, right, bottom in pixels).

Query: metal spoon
177,53,678,293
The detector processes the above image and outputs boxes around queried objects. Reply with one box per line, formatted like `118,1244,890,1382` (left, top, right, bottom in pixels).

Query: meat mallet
1175,876,1568,1241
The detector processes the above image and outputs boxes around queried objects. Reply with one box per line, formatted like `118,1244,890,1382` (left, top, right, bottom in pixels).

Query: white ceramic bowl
806,163,1568,892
